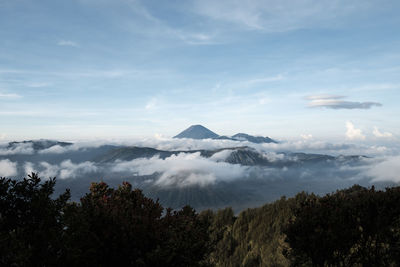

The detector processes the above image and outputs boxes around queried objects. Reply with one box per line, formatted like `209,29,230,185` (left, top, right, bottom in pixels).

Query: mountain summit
174,125,219,139
231,133,277,144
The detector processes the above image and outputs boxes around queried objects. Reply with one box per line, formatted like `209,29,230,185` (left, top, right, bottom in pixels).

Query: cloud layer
367,156,400,183
0,143,34,155
36,160,98,179
0,159,17,177
112,152,248,187
307,95,382,109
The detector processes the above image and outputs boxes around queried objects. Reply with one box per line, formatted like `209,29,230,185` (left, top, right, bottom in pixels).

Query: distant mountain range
95,145,366,167
0,137,372,211
1,138,366,169
174,125,277,143
7,140,72,150
2,138,365,168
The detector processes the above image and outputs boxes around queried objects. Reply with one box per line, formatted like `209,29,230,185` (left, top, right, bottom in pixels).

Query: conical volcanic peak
174,125,219,139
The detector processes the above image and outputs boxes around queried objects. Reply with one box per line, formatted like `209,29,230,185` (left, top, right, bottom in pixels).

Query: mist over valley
1,125,397,211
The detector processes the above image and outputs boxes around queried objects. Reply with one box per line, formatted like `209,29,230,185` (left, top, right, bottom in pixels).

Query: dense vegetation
1,173,400,266
0,174,210,266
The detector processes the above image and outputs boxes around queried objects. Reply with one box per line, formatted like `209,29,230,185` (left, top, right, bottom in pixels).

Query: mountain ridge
174,124,277,143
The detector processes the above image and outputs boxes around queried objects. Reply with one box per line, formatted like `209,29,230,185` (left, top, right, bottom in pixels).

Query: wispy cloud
191,0,371,32
246,74,285,84
174,30,220,45
57,40,79,47
0,92,22,99
215,74,285,91
145,98,158,110
306,95,382,109
25,82,50,88
0,68,165,79
101,0,221,45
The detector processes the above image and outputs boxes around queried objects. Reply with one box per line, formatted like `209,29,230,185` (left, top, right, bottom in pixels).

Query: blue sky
0,0,399,141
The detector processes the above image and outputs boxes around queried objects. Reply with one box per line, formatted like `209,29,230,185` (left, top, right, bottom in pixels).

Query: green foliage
201,186,400,267
64,182,210,266
0,174,210,266
284,185,400,266
2,173,400,267
63,181,165,266
200,195,307,267
0,173,70,266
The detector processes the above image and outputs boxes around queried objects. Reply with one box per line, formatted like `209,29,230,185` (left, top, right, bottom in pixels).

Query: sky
0,0,399,141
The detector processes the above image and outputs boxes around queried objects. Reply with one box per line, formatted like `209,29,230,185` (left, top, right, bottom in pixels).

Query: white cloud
307,95,382,109
373,127,393,138
39,145,75,154
346,121,365,141
39,141,107,154
112,152,249,187
107,135,398,157
132,136,243,151
0,143,34,155
210,149,233,161
39,162,60,178
59,160,98,179
24,162,37,174
367,156,400,183
57,40,79,47
261,151,285,162
0,159,17,177
301,134,313,140
38,160,98,179
306,95,344,100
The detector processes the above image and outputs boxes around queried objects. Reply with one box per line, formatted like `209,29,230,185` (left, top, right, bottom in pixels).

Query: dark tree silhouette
63,181,210,266
0,174,210,267
0,173,70,266
284,185,400,266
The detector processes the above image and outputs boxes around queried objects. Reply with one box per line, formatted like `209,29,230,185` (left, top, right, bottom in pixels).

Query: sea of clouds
0,137,399,188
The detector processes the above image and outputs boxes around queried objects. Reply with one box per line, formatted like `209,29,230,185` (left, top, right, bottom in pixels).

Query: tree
284,185,400,266
63,181,210,266
0,173,70,266
0,174,210,266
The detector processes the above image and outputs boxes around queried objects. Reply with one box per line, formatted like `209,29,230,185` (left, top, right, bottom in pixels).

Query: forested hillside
1,174,400,266
200,195,304,266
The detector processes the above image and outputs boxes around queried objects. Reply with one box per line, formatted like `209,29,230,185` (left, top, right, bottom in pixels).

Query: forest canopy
1,173,400,266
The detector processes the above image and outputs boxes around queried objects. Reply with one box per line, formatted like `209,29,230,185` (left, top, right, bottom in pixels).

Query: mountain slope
7,140,72,151
231,133,277,144
174,125,219,139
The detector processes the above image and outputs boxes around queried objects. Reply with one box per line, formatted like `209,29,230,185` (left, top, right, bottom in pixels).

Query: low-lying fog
0,137,399,212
